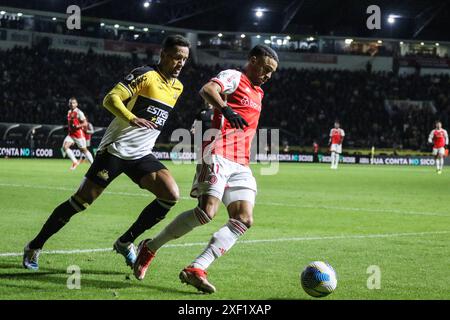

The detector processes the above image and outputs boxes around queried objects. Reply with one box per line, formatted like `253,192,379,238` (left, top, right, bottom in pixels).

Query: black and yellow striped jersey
98,65,184,160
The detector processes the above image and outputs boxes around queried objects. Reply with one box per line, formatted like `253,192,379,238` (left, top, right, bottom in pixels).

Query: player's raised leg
133,194,217,280
23,178,104,270
180,195,254,293
115,168,180,267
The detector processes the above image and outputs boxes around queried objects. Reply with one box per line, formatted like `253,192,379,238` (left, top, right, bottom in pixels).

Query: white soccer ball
300,261,337,298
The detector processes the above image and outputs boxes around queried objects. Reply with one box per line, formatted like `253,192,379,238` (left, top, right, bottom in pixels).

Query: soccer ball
300,261,337,298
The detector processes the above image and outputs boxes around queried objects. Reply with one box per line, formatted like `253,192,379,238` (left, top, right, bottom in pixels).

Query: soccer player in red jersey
79,117,95,163
329,121,345,169
133,45,279,293
63,97,94,170
428,120,448,174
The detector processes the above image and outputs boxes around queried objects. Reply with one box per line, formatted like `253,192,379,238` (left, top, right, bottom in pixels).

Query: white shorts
190,154,257,207
86,139,91,148
432,147,445,156
63,135,86,149
330,144,342,154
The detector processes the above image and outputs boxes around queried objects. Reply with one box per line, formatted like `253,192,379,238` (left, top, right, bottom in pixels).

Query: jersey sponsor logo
129,75,147,91
241,96,261,112
146,106,169,127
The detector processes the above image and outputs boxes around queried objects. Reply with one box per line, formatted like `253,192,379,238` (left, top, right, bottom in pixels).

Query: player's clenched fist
129,117,157,129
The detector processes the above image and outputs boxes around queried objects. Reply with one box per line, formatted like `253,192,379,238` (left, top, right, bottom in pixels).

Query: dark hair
162,35,191,50
436,120,442,124
248,45,279,63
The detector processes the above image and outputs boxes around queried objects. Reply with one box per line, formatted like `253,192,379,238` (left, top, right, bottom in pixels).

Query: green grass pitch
0,159,449,300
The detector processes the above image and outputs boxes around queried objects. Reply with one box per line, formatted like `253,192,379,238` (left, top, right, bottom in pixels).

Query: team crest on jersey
209,175,218,185
97,169,109,181
125,73,134,81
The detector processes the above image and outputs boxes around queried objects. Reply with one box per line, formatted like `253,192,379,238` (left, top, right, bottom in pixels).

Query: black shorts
85,149,167,188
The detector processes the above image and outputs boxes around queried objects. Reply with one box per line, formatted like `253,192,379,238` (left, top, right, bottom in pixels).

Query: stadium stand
1,46,449,151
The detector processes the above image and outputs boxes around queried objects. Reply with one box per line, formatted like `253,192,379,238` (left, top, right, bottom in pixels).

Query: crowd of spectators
1,46,449,151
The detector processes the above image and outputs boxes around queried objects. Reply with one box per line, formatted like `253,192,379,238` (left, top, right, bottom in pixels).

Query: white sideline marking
0,183,448,217
1,231,449,257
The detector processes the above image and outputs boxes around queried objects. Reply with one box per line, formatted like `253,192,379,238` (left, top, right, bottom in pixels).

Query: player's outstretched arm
103,84,156,129
199,82,248,129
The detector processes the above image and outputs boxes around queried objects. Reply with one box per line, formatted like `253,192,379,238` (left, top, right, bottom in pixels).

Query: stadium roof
2,0,450,41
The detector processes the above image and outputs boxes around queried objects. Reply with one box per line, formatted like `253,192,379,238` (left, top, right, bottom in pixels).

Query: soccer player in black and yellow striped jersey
23,35,190,270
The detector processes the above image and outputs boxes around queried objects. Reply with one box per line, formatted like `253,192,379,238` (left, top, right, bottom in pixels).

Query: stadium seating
1,47,449,150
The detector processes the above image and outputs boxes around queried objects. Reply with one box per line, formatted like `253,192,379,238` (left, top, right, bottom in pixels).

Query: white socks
436,158,444,171
83,150,94,164
146,207,211,253
192,219,248,270
331,152,339,168
65,148,78,163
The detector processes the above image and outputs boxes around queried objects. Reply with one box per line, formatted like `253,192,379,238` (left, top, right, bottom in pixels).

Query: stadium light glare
286,36,291,40
143,1,150,8
114,24,120,28
218,33,223,37
129,26,135,30
400,41,403,45
240,34,246,38
17,12,23,17
256,35,261,39
52,17,57,21
255,9,263,18
264,39,271,44
420,42,424,46
134,34,139,39
387,16,395,24
435,43,439,46
100,22,105,27
143,27,149,32
344,39,353,44
0,11,6,15
377,40,383,44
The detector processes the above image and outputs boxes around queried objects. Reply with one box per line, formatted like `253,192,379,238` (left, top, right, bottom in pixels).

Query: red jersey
330,128,345,145
67,108,86,139
428,129,448,148
207,69,264,165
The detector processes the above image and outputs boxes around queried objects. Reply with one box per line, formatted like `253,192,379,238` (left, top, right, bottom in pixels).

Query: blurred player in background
22,35,190,271
79,117,95,163
190,102,214,135
133,45,279,293
428,120,448,174
63,97,94,170
190,102,214,160
329,121,345,169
